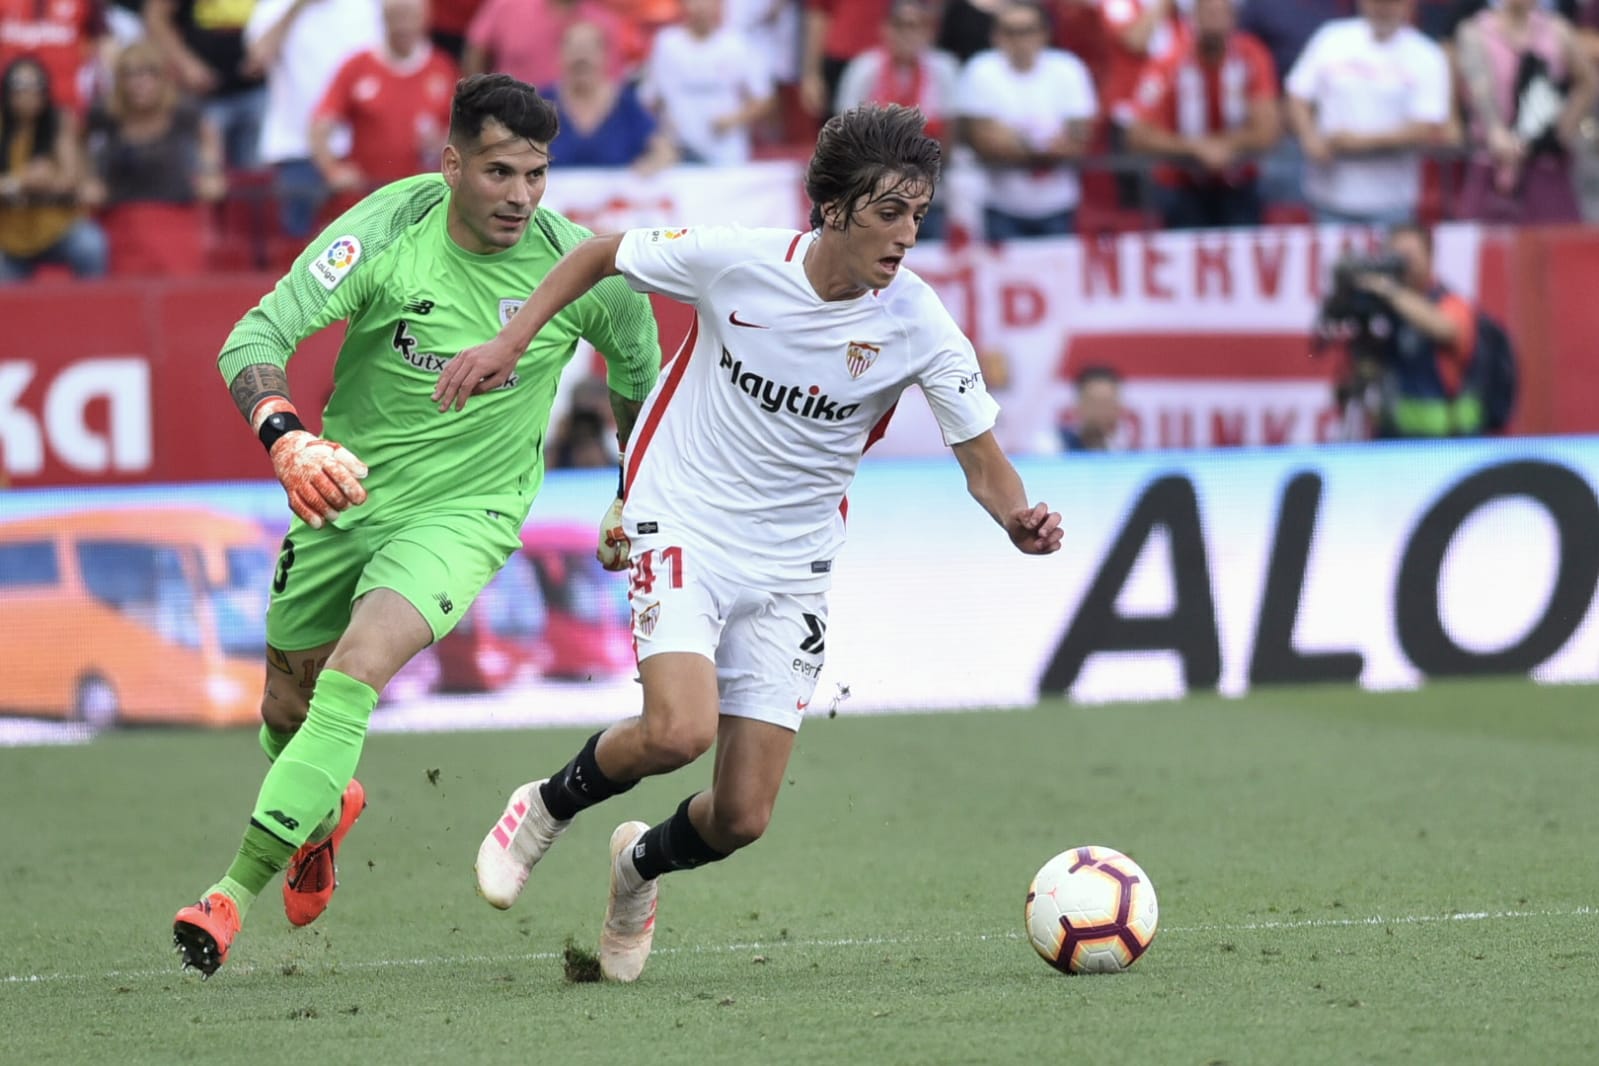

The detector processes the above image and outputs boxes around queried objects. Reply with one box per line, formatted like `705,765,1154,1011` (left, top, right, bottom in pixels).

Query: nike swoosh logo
729,310,769,329
796,698,810,711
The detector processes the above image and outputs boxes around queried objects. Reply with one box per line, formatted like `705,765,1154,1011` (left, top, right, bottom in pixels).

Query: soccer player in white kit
434,105,1063,982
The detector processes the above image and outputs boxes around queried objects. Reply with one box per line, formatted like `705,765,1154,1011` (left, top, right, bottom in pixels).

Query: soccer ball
1025,845,1158,974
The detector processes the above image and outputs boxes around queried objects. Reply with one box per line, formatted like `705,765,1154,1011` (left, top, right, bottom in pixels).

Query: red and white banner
874,224,1483,456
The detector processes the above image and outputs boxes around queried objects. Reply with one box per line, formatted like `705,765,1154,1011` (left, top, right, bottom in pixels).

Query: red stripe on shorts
625,316,699,497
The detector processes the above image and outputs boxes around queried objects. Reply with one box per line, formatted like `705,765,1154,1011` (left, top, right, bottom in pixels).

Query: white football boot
599,820,657,982
475,779,571,909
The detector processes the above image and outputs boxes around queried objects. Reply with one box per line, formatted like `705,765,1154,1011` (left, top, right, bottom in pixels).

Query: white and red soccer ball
1025,846,1158,974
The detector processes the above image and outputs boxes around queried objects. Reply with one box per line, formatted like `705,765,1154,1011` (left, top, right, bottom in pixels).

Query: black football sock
539,731,635,821
629,794,729,881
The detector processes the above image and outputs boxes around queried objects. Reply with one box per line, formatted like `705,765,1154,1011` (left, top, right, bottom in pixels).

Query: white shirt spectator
642,23,773,165
725,0,800,83
1286,17,1451,217
956,48,1098,217
246,0,382,165
835,47,961,129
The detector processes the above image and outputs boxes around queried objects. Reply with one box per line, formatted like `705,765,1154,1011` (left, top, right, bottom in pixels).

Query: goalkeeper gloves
271,431,369,528
597,495,629,571
254,400,368,529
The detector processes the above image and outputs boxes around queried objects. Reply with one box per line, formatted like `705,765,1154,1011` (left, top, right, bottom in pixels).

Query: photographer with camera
1316,223,1492,441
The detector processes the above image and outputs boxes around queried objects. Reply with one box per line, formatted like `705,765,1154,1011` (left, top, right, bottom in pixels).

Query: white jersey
615,225,1000,590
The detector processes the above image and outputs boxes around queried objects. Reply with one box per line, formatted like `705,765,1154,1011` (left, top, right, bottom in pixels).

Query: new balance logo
800,613,826,655
265,809,300,832
404,299,436,315
435,592,454,615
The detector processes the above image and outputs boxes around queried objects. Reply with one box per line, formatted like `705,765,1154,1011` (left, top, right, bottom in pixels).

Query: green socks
259,722,340,841
211,670,379,914
209,828,293,918
259,723,293,762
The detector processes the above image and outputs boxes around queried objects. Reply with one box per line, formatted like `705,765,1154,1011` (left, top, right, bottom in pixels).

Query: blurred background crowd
0,0,1585,458
4,0,1596,280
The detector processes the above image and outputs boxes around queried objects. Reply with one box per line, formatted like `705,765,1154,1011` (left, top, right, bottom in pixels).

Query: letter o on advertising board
1395,460,1599,676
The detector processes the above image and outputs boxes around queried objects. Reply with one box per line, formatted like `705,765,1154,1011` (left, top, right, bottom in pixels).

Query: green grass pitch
3,678,1597,1065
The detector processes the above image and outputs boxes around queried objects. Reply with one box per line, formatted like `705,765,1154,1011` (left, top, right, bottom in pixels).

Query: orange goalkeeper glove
271,431,368,528
255,401,368,529
596,495,629,571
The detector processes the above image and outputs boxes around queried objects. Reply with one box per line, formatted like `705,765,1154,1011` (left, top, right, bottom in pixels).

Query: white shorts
626,541,827,732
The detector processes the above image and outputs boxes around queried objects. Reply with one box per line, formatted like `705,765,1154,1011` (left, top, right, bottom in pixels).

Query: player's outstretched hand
434,338,520,412
1005,502,1063,556
270,430,368,529
596,496,630,571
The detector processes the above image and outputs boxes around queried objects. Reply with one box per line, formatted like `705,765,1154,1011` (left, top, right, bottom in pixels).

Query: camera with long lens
1318,251,1407,342
1312,251,1408,441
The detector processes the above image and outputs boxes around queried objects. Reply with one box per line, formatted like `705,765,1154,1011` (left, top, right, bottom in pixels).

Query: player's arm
575,264,662,570
586,301,659,448
434,233,626,411
952,431,1063,556
594,386,643,572
918,312,1059,556
219,229,380,527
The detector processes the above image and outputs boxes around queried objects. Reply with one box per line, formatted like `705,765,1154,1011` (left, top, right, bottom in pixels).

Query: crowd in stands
1,0,1596,281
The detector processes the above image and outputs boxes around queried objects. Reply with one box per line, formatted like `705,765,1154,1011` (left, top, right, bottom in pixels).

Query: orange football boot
282,779,367,927
173,893,242,977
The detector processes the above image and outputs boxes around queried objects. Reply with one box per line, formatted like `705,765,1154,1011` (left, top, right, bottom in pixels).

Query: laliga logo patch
308,235,362,291
649,228,689,242
633,602,661,639
499,298,524,326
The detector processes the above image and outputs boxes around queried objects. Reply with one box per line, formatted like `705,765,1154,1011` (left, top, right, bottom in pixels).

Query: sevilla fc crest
634,602,660,639
845,341,880,379
499,298,524,326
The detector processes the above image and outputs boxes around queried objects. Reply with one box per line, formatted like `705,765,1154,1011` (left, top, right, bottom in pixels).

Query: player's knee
710,800,772,851
324,641,413,692
640,714,716,771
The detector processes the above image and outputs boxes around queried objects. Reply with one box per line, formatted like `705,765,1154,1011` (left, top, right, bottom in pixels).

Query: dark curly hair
448,73,559,148
805,104,941,230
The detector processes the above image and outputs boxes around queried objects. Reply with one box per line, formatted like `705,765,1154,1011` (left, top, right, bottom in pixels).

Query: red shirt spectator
0,0,105,112
428,0,485,58
1078,0,1185,124
809,0,890,60
313,45,458,188
1124,0,1279,229
802,0,893,114
1128,21,1277,186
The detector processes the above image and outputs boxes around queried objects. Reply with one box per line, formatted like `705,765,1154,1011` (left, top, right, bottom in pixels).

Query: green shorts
266,508,525,651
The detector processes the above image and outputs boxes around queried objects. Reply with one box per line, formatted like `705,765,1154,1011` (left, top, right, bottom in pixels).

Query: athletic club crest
633,602,660,639
845,341,880,379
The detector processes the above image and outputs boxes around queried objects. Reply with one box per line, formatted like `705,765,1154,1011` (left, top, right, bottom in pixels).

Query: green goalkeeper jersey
216,174,659,526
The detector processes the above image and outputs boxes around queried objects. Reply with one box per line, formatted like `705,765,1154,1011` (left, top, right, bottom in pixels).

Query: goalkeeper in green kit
172,73,659,976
